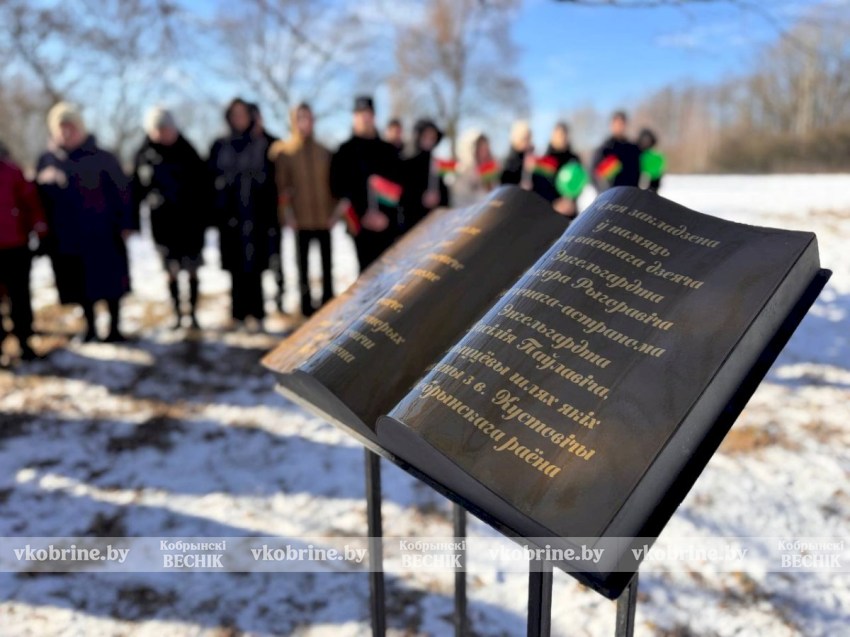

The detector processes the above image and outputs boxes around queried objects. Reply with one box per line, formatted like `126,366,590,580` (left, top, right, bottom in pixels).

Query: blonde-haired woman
500,120,532,187
36,102,134,342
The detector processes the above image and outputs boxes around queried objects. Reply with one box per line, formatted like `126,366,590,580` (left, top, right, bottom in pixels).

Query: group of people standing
0,94,662,365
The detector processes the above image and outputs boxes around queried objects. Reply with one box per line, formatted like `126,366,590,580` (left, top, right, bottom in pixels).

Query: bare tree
746,8,850,137
210,0,375,134
0,1,84,104
388,0,527,156
0,0,191,162
73,0,189,159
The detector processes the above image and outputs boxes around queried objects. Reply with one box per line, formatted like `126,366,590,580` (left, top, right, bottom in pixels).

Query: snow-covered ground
0,175,848,636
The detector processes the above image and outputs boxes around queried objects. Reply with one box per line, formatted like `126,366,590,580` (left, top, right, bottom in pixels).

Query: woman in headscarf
454,130,500,206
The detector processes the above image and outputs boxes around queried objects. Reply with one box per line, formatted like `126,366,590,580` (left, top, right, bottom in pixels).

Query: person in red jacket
0,141,48,362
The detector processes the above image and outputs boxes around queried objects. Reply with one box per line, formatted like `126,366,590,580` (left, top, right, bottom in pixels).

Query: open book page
262,186,570,434
382,186,819,538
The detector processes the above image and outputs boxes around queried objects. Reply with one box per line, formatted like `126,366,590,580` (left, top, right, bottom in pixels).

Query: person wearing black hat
329,95,403,272
399,118,449,234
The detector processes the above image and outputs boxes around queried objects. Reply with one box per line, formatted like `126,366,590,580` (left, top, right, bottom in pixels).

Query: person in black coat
591,110,641,192
330,96,403,273
35,102,134,343
208,98,278,326
248,102,285,313
501,120,576,214
399,118,449,234
500,120,532,188
384,118,404,157
637,127,663,192
543,121,582,217
131,107,209,329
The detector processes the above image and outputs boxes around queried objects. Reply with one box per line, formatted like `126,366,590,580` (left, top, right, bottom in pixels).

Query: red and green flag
532,155,559,179
434,159,458,178
368,174,403,207
477,159,500,183
343,203,360,236
595,155,622,182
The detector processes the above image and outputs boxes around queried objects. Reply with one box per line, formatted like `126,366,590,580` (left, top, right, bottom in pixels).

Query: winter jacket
400,150,450,231
208,131,278,274
35,136,132,302
329,134,402,220
269,110,336,231
131,134,210,260
592,136,641,191
0,158,47,250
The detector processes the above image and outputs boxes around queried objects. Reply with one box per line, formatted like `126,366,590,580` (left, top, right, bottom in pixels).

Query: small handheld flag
477,159,500,183
555,161,588,199
595,155,622,182
343,204,360,236
434,159,458,178
368,174,403,208
532,155,559,179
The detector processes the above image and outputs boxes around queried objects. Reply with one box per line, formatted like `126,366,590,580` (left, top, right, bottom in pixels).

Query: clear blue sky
153,0,836,155
513,0,827,149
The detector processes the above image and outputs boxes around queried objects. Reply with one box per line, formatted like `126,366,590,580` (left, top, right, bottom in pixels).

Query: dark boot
19,339,38,361
301,293,315,317
104,299,125,343
82,303,98,342
188,276,200,330
169,277,182,329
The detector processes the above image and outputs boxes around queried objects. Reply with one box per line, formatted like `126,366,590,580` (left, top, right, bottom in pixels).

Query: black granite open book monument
263,185,828,600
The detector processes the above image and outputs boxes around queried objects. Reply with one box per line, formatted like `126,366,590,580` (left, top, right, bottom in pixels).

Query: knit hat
144,106,177,135
47,102,86,138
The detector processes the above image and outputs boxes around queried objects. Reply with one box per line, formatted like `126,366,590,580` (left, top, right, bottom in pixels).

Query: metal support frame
526,559,553,637
615,573,639,637
453,504,468,636
365,449,386,637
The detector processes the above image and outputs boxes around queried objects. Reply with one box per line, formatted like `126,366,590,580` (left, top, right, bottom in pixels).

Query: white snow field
0,175,848,636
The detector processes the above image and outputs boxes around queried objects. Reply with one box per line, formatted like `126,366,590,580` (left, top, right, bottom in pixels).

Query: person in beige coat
270,103,337,316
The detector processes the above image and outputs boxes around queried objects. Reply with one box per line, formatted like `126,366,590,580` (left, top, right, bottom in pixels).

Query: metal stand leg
365,449,385,637
526,559,553,637
615,573,639,637
453,504,467,636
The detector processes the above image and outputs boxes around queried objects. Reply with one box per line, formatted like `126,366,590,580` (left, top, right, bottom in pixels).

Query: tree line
1,0,847,173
